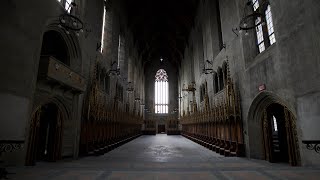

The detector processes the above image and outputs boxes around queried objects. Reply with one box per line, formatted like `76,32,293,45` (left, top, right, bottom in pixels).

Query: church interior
1,0,320,179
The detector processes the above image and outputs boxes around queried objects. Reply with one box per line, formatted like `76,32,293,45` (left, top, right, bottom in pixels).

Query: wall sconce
126,82,134,92
108,61,120,76
202,59,214,74
202,67,214,74
182,82,196,92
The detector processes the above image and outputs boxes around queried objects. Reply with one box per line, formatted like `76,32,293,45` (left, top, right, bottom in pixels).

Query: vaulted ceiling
125,0,199,68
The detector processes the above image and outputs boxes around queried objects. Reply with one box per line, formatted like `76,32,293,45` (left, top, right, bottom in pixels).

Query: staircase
272,133,281,161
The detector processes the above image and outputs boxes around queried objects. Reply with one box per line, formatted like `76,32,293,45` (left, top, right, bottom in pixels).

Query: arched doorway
26,29,72,165
248,92,301,166
26,103,63,165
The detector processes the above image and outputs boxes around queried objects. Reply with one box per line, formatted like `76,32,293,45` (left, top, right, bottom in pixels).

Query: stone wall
0,0,145,165
178,0,320,166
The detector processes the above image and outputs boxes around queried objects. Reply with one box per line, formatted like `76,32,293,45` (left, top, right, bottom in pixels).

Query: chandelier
232,0,265,36
58,0,84,36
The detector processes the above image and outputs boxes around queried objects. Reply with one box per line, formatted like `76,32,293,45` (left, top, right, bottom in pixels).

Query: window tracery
155,69,169,114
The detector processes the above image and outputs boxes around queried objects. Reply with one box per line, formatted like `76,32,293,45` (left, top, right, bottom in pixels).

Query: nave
8,135,320,180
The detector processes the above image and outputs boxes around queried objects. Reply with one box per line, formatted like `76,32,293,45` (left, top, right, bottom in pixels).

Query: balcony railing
38,56,86,92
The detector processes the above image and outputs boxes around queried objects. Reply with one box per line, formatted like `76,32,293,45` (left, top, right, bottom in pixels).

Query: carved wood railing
180,62,244,157
38,56,86,92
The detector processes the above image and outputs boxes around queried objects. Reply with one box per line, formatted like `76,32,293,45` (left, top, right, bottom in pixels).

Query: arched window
57,0,74,13
265,5,276,45
155,69,169,114
252,0,276,53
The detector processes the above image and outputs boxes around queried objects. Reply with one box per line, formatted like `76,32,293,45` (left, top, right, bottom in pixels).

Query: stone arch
41,21,82,73
41,30,70,65
32,96,70,121
247,91,300,166
26,96,70,165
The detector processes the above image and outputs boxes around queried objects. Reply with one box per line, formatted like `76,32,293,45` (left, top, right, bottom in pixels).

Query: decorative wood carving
180,61,244,157
284,107,301,166
38,56,86,92
80,60,142,155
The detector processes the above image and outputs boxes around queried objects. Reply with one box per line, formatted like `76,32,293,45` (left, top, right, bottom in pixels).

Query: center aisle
9,134,320,180
102,134,222,163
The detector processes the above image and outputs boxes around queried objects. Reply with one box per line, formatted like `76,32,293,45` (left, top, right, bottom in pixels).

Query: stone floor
6,134,320,180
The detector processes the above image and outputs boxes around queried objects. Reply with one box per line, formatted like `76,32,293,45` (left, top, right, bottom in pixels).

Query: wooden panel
39,56,86,92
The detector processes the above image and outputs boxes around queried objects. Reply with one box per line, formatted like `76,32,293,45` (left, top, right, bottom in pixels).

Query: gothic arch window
155,69,169,114
252,0,276,53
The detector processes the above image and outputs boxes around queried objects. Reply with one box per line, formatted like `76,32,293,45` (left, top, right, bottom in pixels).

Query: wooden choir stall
166,115,180,135
143,117,156,135
181,64,244,157
79,62,142,156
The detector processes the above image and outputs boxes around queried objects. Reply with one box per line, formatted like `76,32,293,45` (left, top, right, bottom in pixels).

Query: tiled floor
7,135,320,179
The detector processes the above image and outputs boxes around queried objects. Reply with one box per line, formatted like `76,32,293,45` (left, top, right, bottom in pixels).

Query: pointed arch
155,69,169,114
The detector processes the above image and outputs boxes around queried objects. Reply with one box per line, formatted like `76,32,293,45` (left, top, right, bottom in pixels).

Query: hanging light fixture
232,0,265,36
108,61,120,76
202,59,214,74
126,82,134,92
135,97,141,102
58,0,84,35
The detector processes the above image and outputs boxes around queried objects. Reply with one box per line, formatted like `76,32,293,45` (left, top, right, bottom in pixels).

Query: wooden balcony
38,56,86,92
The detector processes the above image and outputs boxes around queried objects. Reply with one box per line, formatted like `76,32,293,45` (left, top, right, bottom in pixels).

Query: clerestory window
252,0,276,53
100,2,107,53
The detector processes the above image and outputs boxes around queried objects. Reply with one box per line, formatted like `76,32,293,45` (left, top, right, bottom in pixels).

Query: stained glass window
155,69,169,114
